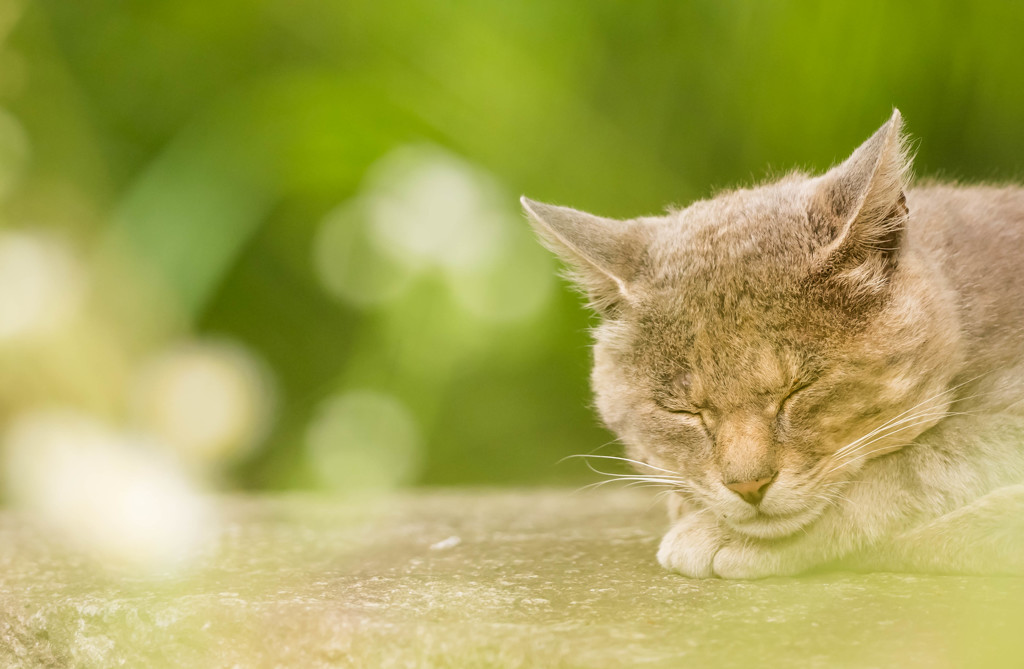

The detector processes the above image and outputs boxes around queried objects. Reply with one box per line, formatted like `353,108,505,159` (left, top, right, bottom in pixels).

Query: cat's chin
723,505,824,540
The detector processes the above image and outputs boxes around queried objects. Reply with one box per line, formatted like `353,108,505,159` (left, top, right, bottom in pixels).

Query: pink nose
725,475,776,506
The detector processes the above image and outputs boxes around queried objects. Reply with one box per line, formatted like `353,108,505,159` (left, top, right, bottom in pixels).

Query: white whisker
561,453,683,476
832,405,981,461
833,412,952,461
576,478,683,493
831,374,992,459
580,459,685,481
827,441,915,475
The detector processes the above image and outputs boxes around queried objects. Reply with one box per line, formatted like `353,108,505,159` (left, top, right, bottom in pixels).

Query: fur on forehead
626,293,825,382
644,176,820,295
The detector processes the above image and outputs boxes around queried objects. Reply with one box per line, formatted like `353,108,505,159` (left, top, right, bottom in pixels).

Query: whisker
836,408,982,462
579,459,685,481
576,478,682,493
807,492,842,511
581,456,675,477
620,481,683,491
580,475,688,487
832,406,981,460
833,408,948,458
830,373,994,459
826,441,915,475
573,437,628,458
561,453,682,476
684,505,717,519
648,489,679,512
833,411,956,460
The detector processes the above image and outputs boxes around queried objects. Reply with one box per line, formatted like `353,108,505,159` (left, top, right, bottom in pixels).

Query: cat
523,110,1024,578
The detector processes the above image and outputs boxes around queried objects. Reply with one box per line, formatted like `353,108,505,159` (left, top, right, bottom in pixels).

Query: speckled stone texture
2,489,1024,668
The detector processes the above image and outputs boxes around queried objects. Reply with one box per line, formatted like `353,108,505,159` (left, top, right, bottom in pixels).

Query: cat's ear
521,197,644,315
811,109,912,292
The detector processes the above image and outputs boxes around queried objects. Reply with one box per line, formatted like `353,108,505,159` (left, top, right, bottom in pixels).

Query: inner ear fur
521,197,647,315
810,109,913,295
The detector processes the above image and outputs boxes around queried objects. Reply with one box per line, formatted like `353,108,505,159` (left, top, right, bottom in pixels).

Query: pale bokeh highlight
132,341,274,467
366,145,509,272
313,143,553,322
0,231,84,342
313,199,415,307
305,389,422,493
3,410,213,572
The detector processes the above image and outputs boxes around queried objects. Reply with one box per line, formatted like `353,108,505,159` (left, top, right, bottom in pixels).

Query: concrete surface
2,489,1023,668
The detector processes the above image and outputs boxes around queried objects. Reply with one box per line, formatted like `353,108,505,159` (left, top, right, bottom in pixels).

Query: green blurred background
2,0,1024,494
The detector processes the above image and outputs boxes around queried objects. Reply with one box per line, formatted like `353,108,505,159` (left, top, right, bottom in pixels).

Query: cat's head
524,110,963,539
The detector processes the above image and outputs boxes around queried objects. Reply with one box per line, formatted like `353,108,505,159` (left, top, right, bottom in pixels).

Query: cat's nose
724,474,776,506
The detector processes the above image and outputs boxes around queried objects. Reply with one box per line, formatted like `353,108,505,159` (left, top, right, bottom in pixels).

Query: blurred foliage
3,0,1024,491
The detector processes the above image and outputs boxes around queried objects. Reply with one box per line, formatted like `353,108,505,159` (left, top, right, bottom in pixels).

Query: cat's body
524,111,1024,578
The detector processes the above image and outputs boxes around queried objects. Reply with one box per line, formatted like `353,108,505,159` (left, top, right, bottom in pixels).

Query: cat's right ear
810,109,912,296
521,197,643,315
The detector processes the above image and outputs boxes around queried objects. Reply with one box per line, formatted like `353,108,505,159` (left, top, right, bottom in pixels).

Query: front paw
657,512,724,578
711,540,784,579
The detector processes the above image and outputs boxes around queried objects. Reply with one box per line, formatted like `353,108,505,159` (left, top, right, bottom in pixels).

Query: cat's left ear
521,197,645,315
811,109,912,290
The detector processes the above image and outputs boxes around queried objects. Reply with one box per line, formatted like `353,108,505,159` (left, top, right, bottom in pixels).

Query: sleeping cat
523,110,1024,578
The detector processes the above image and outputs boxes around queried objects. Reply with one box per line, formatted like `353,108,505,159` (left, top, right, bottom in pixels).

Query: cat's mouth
723,503,826,539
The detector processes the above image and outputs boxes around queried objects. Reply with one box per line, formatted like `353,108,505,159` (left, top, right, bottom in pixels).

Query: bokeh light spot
0,231,84,342
365,145,509,271
313,199,415,307
132,340,274,467
3,410,213,572
305,390,421,493
446,213,555,323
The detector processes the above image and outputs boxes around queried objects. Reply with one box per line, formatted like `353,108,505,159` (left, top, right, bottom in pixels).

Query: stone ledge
2,489,1023,668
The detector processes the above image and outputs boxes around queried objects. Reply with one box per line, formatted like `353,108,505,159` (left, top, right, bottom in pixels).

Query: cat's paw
713,536,825,579
711,540,785,579
657,512,724,578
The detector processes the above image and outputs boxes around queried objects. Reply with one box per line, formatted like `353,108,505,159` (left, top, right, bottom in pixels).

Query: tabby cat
524,110,1024,578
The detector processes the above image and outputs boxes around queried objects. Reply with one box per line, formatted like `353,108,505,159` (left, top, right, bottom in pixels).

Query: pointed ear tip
888,108,904,129
520,195,541,217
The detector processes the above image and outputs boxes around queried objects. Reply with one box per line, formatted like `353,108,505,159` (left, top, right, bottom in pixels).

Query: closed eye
780,380,813,411
656,402,704,418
